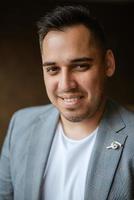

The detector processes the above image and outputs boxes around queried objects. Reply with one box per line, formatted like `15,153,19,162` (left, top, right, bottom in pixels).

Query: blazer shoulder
6,104,58,140
112,102,134,140
108,99,134,125
2,104,58,155
12,104,57,123
118,104,134,126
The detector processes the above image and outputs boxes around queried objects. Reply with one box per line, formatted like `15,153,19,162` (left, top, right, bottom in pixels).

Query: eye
45,66,60,75
74,63,92,71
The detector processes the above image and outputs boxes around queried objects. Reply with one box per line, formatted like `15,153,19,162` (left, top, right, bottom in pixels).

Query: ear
105,49,115,77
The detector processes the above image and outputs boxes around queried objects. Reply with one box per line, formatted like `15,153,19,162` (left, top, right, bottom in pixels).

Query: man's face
42,25,115,122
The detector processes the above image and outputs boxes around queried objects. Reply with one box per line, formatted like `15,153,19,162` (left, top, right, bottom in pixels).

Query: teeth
64,98,79,102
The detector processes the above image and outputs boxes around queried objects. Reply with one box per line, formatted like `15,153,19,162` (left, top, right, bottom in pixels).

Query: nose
58,69,77,92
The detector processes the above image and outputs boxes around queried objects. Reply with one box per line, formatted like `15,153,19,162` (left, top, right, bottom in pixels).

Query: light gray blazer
0,100,134,200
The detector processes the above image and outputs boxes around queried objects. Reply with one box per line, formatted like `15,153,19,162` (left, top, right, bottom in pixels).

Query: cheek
44,77,57,95
79,73,97,90
80,72,105,93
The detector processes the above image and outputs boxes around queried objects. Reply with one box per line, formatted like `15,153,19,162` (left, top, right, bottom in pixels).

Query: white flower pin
106,141,122,150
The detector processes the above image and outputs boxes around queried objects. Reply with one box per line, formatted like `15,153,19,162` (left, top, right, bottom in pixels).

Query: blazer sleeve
0,114,16,200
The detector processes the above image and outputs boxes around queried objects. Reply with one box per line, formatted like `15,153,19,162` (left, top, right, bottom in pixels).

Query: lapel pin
106,141,122,150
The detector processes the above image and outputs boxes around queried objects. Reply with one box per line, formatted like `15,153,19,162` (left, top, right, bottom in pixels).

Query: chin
61,109,93,123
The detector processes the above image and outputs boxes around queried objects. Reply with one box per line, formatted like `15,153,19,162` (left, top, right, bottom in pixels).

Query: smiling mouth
59,96,83,105
63,96,81,101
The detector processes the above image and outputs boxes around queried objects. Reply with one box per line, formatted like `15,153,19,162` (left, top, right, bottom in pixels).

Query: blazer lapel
24,106,59,200
84,100,128,200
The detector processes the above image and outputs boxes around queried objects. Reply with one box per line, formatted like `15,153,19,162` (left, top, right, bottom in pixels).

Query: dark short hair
37,5,107,52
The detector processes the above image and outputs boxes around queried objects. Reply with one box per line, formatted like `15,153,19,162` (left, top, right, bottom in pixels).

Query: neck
60,99,106,140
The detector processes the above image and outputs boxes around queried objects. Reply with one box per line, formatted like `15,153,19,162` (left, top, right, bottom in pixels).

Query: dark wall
0,1,134,148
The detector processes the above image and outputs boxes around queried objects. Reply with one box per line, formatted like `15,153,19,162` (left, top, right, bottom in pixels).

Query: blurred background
0,0,134,148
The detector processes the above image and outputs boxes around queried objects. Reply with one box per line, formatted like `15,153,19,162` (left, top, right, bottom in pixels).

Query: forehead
42,25,102,63
43,25,95,49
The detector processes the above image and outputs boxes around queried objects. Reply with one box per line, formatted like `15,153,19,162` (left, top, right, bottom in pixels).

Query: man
0,5,134,200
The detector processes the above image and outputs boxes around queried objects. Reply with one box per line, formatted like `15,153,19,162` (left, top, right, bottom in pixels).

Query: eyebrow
43,62,56,67
43,57,94,67
70,57,94,63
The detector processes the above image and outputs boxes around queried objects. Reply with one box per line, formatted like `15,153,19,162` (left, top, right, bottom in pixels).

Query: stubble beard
60,95,106,123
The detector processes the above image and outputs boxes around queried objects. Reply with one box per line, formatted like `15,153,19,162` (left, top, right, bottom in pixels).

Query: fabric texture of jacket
0,99,134,200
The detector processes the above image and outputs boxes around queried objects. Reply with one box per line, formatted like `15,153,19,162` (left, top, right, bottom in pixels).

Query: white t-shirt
42,123,98,200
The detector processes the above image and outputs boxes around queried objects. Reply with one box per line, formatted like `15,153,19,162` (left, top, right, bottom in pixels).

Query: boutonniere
106,141,122,150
